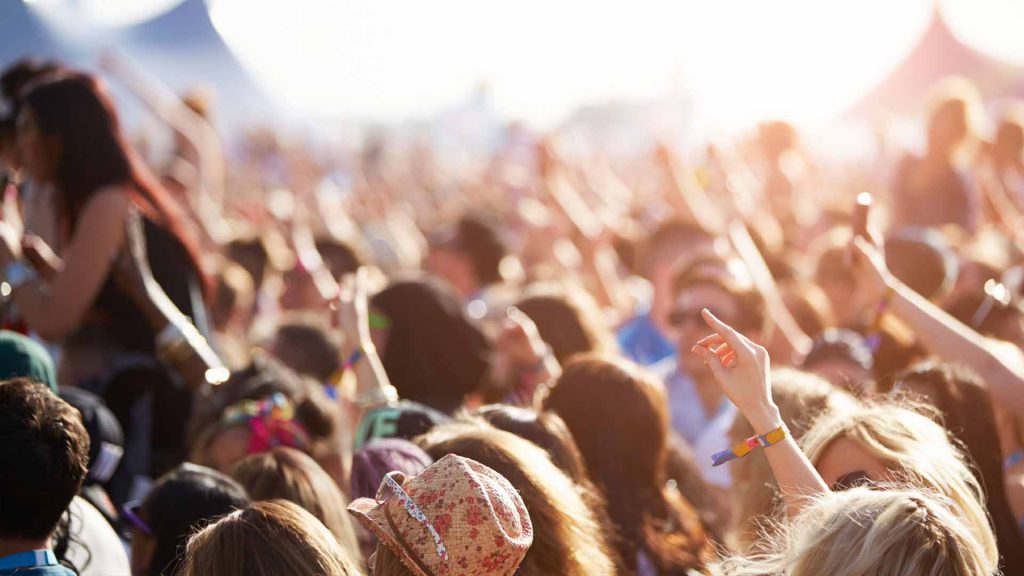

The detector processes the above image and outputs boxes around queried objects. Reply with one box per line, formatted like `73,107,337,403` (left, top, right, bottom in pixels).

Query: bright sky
22,0,1024,130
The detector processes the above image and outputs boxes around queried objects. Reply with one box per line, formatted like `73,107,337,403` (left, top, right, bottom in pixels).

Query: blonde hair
716,487,995,576
230,447,363,571
729,368,855,548
418,423,619,576
800,401,998,572
179,500,360,576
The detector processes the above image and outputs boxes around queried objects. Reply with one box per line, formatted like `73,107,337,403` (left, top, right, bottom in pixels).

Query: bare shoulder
79,186,132,223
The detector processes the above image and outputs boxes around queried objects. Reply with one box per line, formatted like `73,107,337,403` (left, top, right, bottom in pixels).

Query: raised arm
100,54,226,216
692,309,829,517
0,189,128,340
337,267,397,414
852,236,1024,415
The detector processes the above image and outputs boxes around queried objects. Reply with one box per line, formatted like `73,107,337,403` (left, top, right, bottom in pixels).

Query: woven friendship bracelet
711,425,787,467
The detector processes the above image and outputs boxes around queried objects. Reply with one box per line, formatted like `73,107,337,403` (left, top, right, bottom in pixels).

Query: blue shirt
0,551,76,576
617,312,674,366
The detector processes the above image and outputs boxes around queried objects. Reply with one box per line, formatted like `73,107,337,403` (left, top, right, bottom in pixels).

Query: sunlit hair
543,354,711,573
715,487,995,576
230,447,362,571
180,500,360,576
418,423,619,576
889,361,1024,574
729,369,855,549
800,401,998,572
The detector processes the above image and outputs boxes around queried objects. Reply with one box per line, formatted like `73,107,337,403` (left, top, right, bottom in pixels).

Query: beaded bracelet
711,425,787,467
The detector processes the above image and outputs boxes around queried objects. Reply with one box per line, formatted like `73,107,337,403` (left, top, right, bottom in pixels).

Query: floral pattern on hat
349,454,533,576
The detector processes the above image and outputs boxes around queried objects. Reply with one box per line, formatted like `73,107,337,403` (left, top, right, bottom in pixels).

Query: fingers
692,345,727,382
695,333,724,348
701,309,752,354
505,307,535,338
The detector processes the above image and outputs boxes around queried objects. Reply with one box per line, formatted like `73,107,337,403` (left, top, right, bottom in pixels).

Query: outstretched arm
692,309,828,518
101,53,226,222
852,237,1024,416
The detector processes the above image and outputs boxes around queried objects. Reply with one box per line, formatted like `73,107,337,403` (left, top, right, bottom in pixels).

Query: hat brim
347,498,433,576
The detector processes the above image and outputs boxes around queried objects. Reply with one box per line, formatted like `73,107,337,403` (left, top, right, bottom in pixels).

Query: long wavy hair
418,423,620,576
22,72,208,294
801,400,999,572
889,361,1024,575
543,354,711,575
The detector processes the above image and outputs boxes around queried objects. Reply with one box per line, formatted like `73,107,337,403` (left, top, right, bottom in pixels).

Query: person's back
0,378,90,576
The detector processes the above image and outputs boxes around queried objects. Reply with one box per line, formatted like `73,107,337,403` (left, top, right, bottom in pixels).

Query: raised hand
337,267,372,354
496,307,551,370
691,309,779,433
850,236,893,307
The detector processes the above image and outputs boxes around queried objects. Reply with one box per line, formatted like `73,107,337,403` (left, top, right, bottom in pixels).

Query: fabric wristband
711,425,787,467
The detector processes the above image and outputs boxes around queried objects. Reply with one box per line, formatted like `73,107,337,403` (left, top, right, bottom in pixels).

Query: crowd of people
1,54,1024,576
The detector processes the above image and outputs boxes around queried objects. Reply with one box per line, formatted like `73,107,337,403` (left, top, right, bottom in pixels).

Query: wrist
746,404,782,436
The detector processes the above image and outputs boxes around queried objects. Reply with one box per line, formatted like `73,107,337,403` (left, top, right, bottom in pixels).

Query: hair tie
220,393,310,455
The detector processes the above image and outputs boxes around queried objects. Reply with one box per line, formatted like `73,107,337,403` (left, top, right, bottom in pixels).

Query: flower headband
220,393,310,455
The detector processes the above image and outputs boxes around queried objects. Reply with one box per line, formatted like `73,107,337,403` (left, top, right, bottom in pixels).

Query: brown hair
230,447,362,570
0,378,89,540
180,500,360,576
418,424,619,576
543,354,711,574
515,282,617,365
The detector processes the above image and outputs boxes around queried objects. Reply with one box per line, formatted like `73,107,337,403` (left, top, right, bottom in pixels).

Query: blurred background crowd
2,1,1024,576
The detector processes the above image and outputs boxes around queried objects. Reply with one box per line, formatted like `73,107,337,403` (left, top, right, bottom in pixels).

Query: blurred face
279,267,324,311
16,107,55,183
427,245,475,297
816,436,891,490
672,284,743,376
206,426,251,473
818,277,859,327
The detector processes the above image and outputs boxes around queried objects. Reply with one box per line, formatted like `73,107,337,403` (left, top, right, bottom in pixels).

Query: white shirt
653,358,736,489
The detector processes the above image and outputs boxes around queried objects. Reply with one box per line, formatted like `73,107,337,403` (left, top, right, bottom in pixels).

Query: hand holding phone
853,192,873,240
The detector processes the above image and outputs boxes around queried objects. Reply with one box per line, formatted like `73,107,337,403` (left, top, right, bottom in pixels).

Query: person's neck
0,537,51,559
693,374,725,416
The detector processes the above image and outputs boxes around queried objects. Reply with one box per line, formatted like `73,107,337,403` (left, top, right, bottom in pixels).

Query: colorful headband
711,425,787,467
220,393,310,455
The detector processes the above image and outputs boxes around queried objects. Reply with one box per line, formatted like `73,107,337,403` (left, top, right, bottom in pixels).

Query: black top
90,218,206,354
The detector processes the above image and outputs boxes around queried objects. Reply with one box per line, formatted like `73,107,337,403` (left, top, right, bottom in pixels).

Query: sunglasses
122,500,153,536
830,470,873,492
376,472,448,561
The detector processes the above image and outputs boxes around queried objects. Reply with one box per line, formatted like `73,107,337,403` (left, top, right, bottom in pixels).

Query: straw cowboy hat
348,454,533,576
